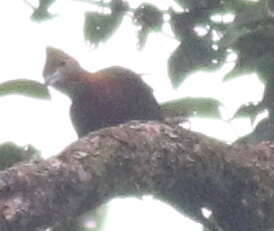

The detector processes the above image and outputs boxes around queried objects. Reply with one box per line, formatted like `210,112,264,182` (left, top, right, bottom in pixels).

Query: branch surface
0,121,273,231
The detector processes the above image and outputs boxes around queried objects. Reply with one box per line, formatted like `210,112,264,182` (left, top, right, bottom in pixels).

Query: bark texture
0,121,273,231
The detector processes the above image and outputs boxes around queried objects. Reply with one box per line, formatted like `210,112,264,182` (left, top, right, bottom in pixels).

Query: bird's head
43,47,85,96
43,47,84,96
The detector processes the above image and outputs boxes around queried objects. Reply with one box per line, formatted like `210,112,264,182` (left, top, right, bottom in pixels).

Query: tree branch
0,121,273,231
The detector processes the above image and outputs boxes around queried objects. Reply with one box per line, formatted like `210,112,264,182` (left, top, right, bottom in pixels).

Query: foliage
19,0,274,136
231,102,266,125
24,0,57,22
12,0,274,230
0,79,50,99
161,97,222,118
133,3,163,48
0,142,40,170
84,0,128,46
168,37,216,87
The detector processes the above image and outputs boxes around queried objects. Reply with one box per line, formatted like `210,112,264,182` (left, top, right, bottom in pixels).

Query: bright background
0,0,265,230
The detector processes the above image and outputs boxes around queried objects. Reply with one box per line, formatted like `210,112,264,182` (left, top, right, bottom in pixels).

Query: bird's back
70,66,163,136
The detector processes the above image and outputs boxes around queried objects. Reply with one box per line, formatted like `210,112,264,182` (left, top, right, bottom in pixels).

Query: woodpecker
43,47,163,137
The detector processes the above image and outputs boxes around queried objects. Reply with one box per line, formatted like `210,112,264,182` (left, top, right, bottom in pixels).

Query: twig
22,0,35,9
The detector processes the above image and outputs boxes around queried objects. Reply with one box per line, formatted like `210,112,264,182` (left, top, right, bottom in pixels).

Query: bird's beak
44,71,60,86
44,75,54,86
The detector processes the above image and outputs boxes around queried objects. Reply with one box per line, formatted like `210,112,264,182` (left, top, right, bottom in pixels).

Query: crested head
43,47,86,97
46,46,72,61
43,47,81,82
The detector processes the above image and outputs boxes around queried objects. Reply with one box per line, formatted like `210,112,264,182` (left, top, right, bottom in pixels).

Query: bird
42,47,163,137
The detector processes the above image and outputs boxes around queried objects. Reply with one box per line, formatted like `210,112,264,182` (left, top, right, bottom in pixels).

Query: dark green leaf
233,1,266,28
133,3,163,30
0,79,50,99
84,0,127,46
169,7,210,40
221,26,274,51
173,0,220,10
223,27,274,81
31,9,56,22
39,0,55,8
218,27,250,50
223,56,254,81
84,13,123,46
168,39,214,88
136,28,150,49
0,142,40,170
161,97,222,118
223,68,250,81
235,30,274,59
231,102,265,125
30,0,57,22
235,117,274,145
133,3,163,49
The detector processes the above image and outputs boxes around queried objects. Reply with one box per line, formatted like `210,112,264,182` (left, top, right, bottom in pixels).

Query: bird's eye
60,61,66,66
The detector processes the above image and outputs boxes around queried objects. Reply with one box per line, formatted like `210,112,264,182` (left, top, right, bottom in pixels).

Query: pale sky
0,1,265,231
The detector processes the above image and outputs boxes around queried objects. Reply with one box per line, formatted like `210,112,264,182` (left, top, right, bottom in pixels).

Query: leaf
133,3,163,49
161,97,222,118
0,142,40,170
173,0,220,10
223,67,251,81
31,9,56,22
235,30,274,59
234,117,270,144
84,0,127,46
136,28,150,49
30,0,57,22
223,55,254,81
0,79,50,99
218,27,250,50
223,27,274,81
256,53,274,83
133,3,163,30
231,102,265,125
84,13,122,46
169,7,210,40
168,39,214,88
233,1,266,28
39,0,55,8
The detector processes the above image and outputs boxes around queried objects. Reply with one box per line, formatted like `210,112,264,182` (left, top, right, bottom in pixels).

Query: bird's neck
69,70,99,101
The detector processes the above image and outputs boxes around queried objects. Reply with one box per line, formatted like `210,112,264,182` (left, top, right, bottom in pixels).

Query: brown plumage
43,47,163,137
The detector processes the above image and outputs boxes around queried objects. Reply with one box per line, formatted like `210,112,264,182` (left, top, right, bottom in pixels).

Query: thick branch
0,121,273,231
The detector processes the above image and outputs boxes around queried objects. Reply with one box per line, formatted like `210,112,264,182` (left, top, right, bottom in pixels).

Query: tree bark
0,120,273,231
